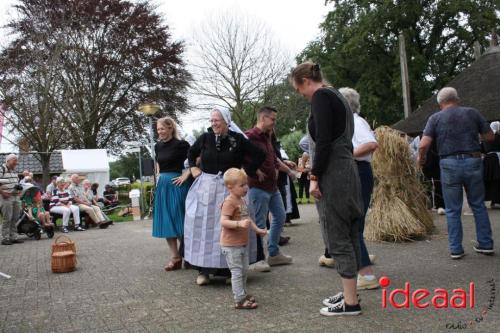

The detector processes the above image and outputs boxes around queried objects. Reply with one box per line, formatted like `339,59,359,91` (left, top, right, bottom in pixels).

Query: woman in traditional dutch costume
183,107,265,285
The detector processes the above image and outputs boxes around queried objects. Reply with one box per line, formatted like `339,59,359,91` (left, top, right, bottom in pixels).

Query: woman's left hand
172,170,191,186
309,180,322,199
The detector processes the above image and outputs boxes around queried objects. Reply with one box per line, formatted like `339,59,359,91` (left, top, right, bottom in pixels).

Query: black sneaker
322,292,361,307
10,239,24,244
74,226,86,231
278,236,290,246
320,300,361,316
1,239,13,245
450,251,465,259
62,227,69,233
473,245,494,255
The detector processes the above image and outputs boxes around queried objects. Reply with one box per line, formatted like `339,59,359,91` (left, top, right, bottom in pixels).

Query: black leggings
298,173,310,199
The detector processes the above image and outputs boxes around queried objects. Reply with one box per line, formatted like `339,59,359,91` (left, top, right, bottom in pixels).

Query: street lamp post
123,144,145,217
138,103,160,161
138,103,160,217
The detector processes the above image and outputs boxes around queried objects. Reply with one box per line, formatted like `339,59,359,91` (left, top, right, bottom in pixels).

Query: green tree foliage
110,151,150,181
279,130,305,164
261,81,310,138
299,0,499,126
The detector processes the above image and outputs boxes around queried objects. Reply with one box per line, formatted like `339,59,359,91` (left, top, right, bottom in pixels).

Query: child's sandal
235,299,258,309
245,295,256,303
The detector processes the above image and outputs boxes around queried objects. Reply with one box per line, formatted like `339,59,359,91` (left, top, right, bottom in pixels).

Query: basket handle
54,235,73,244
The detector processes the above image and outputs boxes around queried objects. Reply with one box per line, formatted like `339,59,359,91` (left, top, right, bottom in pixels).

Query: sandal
246,295,256,303
164,258,182,271
235,299,258,310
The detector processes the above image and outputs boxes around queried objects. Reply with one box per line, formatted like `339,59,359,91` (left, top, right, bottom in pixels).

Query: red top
245,127,279,192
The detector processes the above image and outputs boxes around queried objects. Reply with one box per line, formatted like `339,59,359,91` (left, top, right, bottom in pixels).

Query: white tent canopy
60,149,110,195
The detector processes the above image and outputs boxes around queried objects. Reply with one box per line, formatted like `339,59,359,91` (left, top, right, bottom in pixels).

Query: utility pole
399,32,411,119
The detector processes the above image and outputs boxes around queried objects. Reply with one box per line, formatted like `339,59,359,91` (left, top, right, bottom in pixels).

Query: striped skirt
152,172,190,238
183,172,257,268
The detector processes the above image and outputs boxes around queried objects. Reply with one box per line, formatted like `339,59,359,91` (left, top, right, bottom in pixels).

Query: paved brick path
0,204,498,332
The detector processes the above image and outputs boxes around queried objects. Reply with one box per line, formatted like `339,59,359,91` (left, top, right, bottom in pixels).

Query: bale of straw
365,126,433,241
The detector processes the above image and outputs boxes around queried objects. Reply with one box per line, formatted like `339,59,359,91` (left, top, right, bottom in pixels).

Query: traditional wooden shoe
164,259,182,271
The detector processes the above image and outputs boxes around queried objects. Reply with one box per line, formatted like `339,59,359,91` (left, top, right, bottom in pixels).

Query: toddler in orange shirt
220,168,267,309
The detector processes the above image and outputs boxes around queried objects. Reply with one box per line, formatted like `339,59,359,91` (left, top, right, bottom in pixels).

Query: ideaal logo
380,276,474,309
379,276,496,329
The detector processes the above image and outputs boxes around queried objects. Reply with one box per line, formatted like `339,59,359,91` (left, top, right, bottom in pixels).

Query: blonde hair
157,116,179,139
223,168,247,187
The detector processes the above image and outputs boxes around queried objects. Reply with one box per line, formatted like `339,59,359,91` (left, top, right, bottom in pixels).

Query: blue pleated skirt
152,172,190,238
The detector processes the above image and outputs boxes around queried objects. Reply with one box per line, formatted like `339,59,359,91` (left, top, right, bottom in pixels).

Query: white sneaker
368,254,376,264
196,274,209,286
437,208,446,215
357,275,380,290
249,260,271,272
267,253,293,266
318,255,335,267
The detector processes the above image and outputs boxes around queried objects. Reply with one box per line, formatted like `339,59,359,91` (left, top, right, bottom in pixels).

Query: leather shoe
11,239,24,244
1,239,12,245
278,236,290,246
98,221,112,229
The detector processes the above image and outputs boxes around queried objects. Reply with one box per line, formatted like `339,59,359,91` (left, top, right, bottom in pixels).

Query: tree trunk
40,153,51,188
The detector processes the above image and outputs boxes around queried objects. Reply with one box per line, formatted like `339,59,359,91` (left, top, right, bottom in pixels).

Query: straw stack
365,126,433,242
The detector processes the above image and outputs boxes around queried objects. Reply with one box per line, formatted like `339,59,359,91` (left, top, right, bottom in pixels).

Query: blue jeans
440,157,493,253
248,188,285,257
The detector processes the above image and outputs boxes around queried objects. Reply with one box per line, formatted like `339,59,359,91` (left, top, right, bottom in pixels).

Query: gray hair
338,87,361,114
437,87,459,104
5,154,18,162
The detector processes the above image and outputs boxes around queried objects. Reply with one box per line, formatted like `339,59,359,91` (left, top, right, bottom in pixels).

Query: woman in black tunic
292,62,363,316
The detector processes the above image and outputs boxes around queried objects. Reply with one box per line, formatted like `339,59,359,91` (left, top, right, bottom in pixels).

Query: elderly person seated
91,182,114,208
45,176,58,198
102,184,119,207
68,174,111,229
19,170,30,184
50,177,85,233
83,180,112,222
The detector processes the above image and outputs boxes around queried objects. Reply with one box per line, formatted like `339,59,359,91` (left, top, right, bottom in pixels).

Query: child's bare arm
250,221,268,236
220,215,250,229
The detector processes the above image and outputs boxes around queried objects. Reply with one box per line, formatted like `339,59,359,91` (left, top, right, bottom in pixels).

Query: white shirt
352,113,377,162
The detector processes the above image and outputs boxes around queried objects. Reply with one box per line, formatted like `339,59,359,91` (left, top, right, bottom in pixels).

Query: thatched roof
393,46,500,135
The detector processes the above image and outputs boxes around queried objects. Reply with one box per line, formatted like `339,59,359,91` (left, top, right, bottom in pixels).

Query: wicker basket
51,250,76,273
51,235,76,254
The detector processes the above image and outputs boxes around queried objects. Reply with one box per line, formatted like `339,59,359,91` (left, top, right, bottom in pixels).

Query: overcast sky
0,0,331,152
